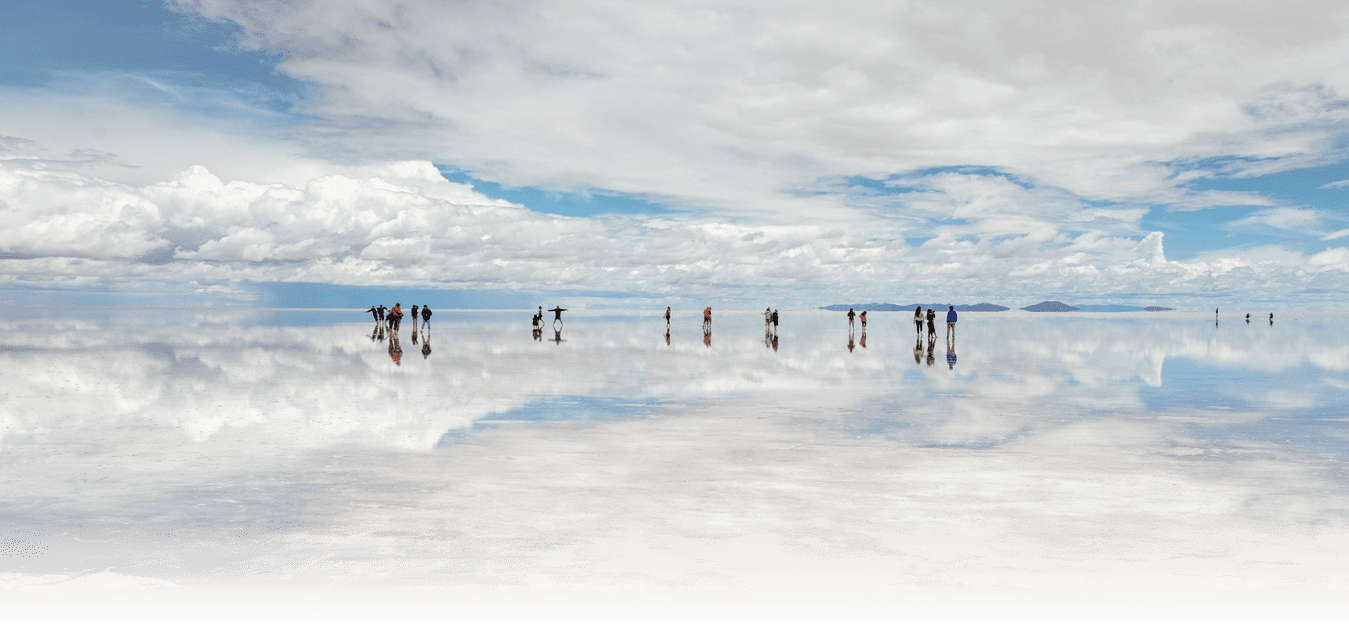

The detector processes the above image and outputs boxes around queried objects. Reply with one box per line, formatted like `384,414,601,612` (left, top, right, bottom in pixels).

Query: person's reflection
925,336,936,366
533,327,542,342
421,328,432,359
552,329,566,344
377,324,386,343
946,345,957,370
410,328,419,346
771,333,779,352
859,329,867,349
388,332,403,366
847,329,855,353
703,328,711,347
913,337,923,365
665,329,671,346
764,326,773,349
370,323,381,343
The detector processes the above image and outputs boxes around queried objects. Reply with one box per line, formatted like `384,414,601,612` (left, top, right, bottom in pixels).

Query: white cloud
173,0,1349,214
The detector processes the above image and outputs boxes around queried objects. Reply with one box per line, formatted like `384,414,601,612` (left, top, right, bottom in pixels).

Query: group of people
367,303,432,331
912,306,957,342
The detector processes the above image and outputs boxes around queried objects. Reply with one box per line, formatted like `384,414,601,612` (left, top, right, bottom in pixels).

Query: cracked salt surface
1,308,1347,623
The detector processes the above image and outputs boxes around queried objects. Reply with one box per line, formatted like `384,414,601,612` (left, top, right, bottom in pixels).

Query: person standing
926,308,936,341
389,303,403,331
847,308,856,330
703,307,712,334
913,306,924,338
946,305,957,341
366,304,379,322
665,307,672,327
859,310,867,330
771,309,779,330
765,307,772,326
421,305,432,325
377,304,387,321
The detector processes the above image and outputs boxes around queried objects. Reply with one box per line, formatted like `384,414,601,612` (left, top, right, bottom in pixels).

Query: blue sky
3,1,1349,308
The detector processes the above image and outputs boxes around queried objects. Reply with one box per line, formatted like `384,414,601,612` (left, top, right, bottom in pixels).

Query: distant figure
847,333,855,352
1270,312,1274,325
1216,307,1219,319
388,303,403,331
366,304,379,322
1246,313,1250,324
703,307,712,334
377,304,387,321
421,329,432,359
926,308,936,340
847,308,856,330
665,329,671,345
913,306,924,338
947,346,957,370
859,310,867,329
533,327,542,342
421,305,432,325
771,309,779,330
665,307,672,327
913,337,923,365
703,332,711,347
765,307,772,326
859,331,867,349
926,336,936,366
537,306,544,325
770,333,778,352
549,305,567,326
946,306,957,341
410,305,420,322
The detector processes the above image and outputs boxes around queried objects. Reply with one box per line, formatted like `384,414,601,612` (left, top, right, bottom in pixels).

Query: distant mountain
820,302,1009,312
1021,301,1079,312
1072,304,1145,312
963,302,1009,312
1144,306,1173,311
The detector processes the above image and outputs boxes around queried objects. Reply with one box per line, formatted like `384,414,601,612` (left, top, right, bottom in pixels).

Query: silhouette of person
1246,313,1250,324
860,310,867,329
859,330,867,349
410,305,419,325
765,307,772,326
366,305,379,322
533,327,543,342
847,308,856,330
770,333,778,352
665,329,671,345
771,309,779,330
703,307,712,334
848,333,855,352
421,305,432,325
535,306,544,328
421,330,432,359
388,303,403,332
926,308,936,341
913,306,924,338
552,329,565,344
377,304,387,321
410,328,419,345
665,307,672,327
1270,312,1274,325
926,336,936,366
549,305,567,329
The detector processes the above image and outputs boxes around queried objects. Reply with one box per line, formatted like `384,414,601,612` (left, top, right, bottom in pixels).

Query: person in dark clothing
366,305,379,322
377,305,387,321
914,306,924,338
421,306,432,324
860,310,867,329
771,309,779,330
665,307,672,327
847,308,856,330
925,308,936,340
549,306,567,328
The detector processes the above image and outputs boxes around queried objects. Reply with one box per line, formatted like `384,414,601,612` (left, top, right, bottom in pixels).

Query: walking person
847,308,856,330
913,306,924,338
945,305,957,343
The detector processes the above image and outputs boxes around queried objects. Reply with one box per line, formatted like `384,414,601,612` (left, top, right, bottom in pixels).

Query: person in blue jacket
945,305,958,342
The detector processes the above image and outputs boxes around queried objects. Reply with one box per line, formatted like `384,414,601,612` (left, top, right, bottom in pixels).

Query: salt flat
1,308,1347,624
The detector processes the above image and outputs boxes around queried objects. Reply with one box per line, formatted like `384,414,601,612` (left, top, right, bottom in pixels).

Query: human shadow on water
703,329,711,348
665,329,671,346
388,332,403,366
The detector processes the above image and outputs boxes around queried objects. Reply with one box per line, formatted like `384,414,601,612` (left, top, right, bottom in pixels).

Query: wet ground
2,308,1347,623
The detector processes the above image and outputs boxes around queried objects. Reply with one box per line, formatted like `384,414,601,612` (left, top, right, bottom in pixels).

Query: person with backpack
847,308,856,330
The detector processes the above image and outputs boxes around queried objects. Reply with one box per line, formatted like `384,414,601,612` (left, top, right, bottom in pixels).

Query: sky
3,0,1349,309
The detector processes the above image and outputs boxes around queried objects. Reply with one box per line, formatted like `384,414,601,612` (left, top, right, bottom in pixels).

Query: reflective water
2,308,1348,617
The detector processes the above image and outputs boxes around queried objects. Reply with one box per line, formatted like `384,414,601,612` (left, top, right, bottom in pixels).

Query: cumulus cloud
173,0,1349,214
4,152,1349,305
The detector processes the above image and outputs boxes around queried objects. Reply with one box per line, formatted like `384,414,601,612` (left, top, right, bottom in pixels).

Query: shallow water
2,308,1348,619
